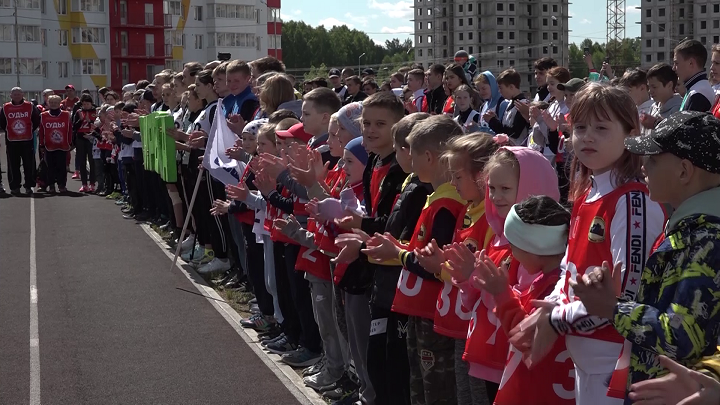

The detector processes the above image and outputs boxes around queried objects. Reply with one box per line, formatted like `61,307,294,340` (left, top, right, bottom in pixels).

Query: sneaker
191,248,214,264
179,234,196,253
320,373,358,399
58,187,68,193
261,331,285,346
88,184,95,193
79,185,89,192
25,187,33,195
303,354,326,377
115,198,126,206
248,297,258,305
181,244,203,262
265,335,298,355
0,182,5,193
197,258,231,274
304,367,341,391
71,171,79,179
48,185,56,194
10,189,20,196
38,186,48,193
241,314,275,332
257,325,282,342
135,212,152,222
122,213,136,220
281,346,322,368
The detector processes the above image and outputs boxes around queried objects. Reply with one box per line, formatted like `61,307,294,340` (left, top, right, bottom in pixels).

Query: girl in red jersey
510,83,665,405
469,196,575,405
416,133,498,405
447,145,561,404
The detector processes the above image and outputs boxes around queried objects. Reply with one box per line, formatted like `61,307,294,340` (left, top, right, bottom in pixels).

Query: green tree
568,37,641,79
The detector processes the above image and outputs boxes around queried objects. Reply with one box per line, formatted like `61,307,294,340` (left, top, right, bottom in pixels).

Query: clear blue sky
282,0,642,47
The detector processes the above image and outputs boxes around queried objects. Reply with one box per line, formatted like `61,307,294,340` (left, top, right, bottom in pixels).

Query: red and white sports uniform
547,171,665,405
38,111,72,151
434,201,494,339
494,269,575,405
463,241,520,382
392,183,466,319
265,187,300,245
76,110,97,135
2,101,34,141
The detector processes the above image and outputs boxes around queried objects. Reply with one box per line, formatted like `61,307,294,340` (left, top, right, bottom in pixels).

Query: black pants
283,243,322,353
367,304,411,405
132,157,146,212
45,150,68,188
204,176,232,259
6,139,35,190
274,242,301,344
191,171,210,246
75,137,95,185
123,158,139,213
244,223,273,316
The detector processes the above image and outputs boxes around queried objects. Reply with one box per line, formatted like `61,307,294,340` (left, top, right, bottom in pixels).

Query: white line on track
29,197,41,405
139,224,325,405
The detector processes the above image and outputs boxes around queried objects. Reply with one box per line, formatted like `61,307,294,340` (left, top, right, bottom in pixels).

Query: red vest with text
392,187,465,319
233,164,256,225
370,162,391,216
494,271,576,405
3,101,34,141
265,187,299,245
463,240,520,370
296,218,332,281
40,111,72,151
434,204,494,339
76,110,97,134
559,182,649,341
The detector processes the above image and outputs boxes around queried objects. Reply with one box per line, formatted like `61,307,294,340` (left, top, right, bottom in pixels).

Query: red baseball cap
65,84,75,90
276,123,312,143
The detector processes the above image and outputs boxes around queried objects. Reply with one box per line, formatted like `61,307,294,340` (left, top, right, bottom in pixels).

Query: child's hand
259,153,286,180
286,144,310,170
416,239,445,275
333,231,369,264
121,128,134,138
362,232,401,262
443,243,479,283
273,217,289,232
542,110,559,131
225,147,244,160
470,253,510,295
569,260,622,320
530,106,541,121
253,171,276,195
514,100,530,121
508,301,559,368
629,355,720,405
226,183,249,201
482,110,496,122
227,114,246,134
210,199,230,216
640,113,659,129
335,211,362,231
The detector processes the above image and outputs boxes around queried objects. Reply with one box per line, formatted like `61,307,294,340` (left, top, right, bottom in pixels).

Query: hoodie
650,94,682,121
461,146,560,381
612,186,720,402
479,71,508,123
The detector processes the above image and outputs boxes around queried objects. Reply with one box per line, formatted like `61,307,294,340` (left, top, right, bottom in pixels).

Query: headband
503,205,568,256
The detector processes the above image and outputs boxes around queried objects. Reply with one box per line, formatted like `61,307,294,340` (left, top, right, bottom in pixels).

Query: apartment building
413,0,568,93
0,0,278,102
640,0,719,68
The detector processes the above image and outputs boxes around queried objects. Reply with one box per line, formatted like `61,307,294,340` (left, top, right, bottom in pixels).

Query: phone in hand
584,47,591,56
604,56,610,64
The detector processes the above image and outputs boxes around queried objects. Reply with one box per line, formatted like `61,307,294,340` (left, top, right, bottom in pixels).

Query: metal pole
13,0,21,87
170,168,204,271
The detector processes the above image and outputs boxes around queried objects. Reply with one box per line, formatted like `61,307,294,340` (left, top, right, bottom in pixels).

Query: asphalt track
0,158,305,405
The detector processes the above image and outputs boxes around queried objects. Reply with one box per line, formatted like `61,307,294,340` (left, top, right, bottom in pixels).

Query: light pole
358,52,366,75
13,0,20,86
551,15,564,67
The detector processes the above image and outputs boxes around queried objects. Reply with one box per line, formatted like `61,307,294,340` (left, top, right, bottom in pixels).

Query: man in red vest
38,95,72,193
0,87,41,195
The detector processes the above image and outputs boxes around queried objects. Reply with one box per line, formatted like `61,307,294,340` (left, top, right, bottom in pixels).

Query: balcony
113,46,170,60
114,13,173,28
165,44,173,57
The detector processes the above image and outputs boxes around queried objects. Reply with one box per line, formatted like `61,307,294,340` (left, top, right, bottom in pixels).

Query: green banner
139,112,177,182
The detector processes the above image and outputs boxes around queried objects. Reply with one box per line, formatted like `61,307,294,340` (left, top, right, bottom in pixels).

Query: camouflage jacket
613,202,720,400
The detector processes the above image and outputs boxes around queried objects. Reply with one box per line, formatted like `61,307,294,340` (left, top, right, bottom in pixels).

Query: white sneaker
197,258,231,274
179,234,196,253
181,244,203,262
303,367,341,390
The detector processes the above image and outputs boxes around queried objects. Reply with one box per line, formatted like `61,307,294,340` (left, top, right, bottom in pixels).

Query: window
192,6,202,20
543,4,548,12
469,46,473,54
715,36,720,44
553,4,558,12
468,32,473,40
17,0,40,8
497,45,504,52
417,35,422,44
646,9,651,17
18,26,41,42
497,60,504,68
121,63,129,83
659,8,665,16
701,36,707,44
553,46,558,54
509,46,515,54
646,24,652,33
417,21,421,29
509,3,514,11
678,23,683,35
701,21,706,29
496,3,502,11
1,25,14,41
497,17,503,25
679,8,684,17
165,60,182,72
458,4,462,12
59,30,68,45
41,29,46,46
553,32,558,40
509,17,514,25
427,22,432,29
468,17,472,25
700,5,706,13
72,27,105,44
268,34,281,48
418,49,422,57
458,19,463,27
497,31,503,39
194,34,203,49
0,58,11,74
659,38,664,47
543,32,548,40
427,35,432,42
164,0,181,15
214,4,254,19
71,0,104,12
646,39,651,47
552,18,557,26
510,31,515,40
657,52,664,61
73,59,106,75
543,18,548,26
468,4,472,12
208,32,256,48
42,61,47,77
57,0,67,13
58,62,68,78
17,58,42,75
458,32,463,41
41,0,45,13
715,4,719,13
165,30,184,46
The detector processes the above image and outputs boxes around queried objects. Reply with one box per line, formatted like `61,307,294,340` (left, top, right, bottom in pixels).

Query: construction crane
607,0,626,65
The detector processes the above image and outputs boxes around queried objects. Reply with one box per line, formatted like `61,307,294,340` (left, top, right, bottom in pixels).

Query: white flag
202,98,245,185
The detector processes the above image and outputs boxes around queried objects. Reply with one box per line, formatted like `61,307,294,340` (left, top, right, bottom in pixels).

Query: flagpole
170,168,204,271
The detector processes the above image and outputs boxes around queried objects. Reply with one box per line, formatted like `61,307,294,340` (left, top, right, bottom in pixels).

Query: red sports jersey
557,182,649,341
369,161,391,216
463,240,520,371
443,96,455,115
265,187,300,245
494,270,576,405
76,110,97,134
39,111,72,151
392,183,466,319
434,201,494,339
233,164,256,225
296,218,332,281
3,101,34,141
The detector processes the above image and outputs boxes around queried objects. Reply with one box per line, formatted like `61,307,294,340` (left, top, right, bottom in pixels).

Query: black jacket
371,175,432,309
360,152,409,236
425,85,448,115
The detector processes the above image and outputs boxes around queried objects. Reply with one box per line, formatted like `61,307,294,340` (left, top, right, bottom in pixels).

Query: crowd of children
4,40,720,405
